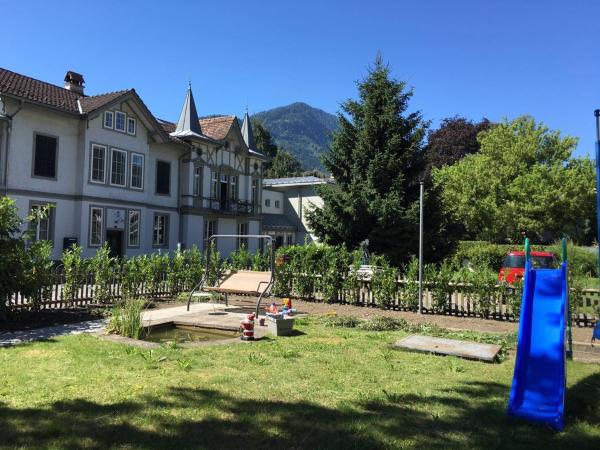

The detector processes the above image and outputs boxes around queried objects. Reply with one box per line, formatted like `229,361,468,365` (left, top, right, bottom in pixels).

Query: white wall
262,189,284,214
7,103,80,195
11,193,78,260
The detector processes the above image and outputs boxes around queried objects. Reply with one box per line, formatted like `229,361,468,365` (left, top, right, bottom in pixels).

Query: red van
498,250,557,284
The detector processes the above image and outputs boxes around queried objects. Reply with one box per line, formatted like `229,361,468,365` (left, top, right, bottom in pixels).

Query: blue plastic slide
507,254,567,431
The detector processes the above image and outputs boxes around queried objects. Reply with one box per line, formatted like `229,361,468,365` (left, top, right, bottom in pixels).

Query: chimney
64,71,84,95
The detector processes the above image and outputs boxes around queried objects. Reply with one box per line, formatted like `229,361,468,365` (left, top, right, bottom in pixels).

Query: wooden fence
5,269,599,327
7,270,176,311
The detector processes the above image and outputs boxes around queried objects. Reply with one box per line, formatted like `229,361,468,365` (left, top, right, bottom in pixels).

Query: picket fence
5,269,599,327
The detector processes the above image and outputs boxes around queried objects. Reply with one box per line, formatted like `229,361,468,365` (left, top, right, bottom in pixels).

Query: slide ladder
507,238,570,431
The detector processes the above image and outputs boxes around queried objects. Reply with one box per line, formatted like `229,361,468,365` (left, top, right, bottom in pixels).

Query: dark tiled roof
0,67,80,113
157,118,176,133
199,116,236,140
79,90,130,114
262,214,297,231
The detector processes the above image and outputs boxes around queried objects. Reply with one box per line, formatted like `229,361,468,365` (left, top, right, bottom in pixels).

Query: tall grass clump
107,298,146,339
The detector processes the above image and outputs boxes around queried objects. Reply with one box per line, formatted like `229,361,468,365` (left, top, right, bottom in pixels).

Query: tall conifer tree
307,56,438,264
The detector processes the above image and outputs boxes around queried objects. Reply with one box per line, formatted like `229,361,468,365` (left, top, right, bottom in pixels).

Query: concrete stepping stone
394,335,501,362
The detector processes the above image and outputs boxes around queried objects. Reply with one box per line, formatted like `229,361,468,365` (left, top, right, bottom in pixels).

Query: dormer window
104,111,114,129
127,117,136,135
115,111,126,132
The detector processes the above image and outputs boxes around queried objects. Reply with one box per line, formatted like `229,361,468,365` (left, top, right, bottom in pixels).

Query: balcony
192,197,260,215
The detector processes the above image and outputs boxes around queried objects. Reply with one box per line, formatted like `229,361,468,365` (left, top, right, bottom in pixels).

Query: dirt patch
223,296,595,343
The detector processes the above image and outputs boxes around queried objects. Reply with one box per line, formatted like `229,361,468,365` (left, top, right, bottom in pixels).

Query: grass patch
320,314,516,361
0,320,598,449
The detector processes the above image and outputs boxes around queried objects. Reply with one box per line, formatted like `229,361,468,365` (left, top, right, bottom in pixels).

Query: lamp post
595,110,600,280
418,181,424,314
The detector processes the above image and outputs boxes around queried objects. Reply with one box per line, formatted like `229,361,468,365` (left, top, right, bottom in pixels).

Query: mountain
253,102,338,171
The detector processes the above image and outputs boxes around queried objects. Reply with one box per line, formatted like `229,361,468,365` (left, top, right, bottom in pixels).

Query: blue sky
3,0,599,156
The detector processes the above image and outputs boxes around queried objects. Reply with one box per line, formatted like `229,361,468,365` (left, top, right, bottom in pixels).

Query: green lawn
0,318,599,449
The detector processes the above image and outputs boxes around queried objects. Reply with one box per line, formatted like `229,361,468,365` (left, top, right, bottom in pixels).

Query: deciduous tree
432,116,596,244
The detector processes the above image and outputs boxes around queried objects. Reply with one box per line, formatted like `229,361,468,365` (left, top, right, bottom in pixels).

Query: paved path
0,320,106,347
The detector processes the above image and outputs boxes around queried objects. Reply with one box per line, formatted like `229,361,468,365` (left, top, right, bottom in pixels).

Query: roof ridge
0,66,81,98
199,115,236,121
84,89,131,99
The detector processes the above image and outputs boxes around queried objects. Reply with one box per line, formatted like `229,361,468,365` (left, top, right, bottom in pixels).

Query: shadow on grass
0,376,599,449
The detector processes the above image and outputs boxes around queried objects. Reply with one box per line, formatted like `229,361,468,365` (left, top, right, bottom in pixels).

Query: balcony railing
192,197,260,215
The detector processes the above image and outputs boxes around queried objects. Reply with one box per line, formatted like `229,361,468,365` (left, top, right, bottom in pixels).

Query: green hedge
452,240,598,278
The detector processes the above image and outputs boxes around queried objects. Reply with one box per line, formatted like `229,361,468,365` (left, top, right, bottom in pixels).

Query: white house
0,68,265,259
262,176,333,246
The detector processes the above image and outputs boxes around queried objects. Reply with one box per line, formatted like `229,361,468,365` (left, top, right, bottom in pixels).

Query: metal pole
418,181,424,314
595,110,600,283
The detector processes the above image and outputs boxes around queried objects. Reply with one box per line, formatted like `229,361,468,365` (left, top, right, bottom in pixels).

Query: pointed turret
171,84,203,138
240,108,256,150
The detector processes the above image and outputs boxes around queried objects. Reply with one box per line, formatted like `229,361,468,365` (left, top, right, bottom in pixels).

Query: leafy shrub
399,256,419,310
318,245,349,303
90,244,116,303
343,249,364,305
229,245,252,270
147,252,169,296
107,298,146,339
371,255,398,308
454,240,598,279
452,241,511,271
290,244,318,300
62,245,88,301
320,314,361,328
185,246,204,286
21,240,54,310
167,248,187,296
426,260,456,313
501,279,523,318
465,267,499,318
273,247,294,297
120,255,151,299
206,242,223,285
358,315,407,331
252,251,270,271
547,241,597,278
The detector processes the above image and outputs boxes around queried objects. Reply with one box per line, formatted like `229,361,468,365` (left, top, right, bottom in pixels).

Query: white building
0,68,265,259
262,176,333,247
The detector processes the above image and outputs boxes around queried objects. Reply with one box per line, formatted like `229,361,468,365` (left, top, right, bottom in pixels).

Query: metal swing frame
186,234,275,318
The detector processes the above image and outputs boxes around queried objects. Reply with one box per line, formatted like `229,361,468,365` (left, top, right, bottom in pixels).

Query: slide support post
563,237,573,359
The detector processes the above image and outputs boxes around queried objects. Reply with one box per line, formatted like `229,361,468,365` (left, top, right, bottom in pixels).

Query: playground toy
187,235,275,318
507,238,572,431
240,313,255,341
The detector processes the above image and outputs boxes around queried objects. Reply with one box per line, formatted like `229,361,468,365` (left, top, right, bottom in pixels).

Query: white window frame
127,117,136,135
237,222,249,249
230,175,238,201
194,166,202,197
153,213,168,247
251,179,258,205
204,219,217,243
265,199,271,207
90,144,107,184
29,204,52,242
130,153,144,190
110,148,127,187
89,207,103,247
275,200,280,208
104,111,114,129
211,171,218,198
115,111,126,132
128,210,140,247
